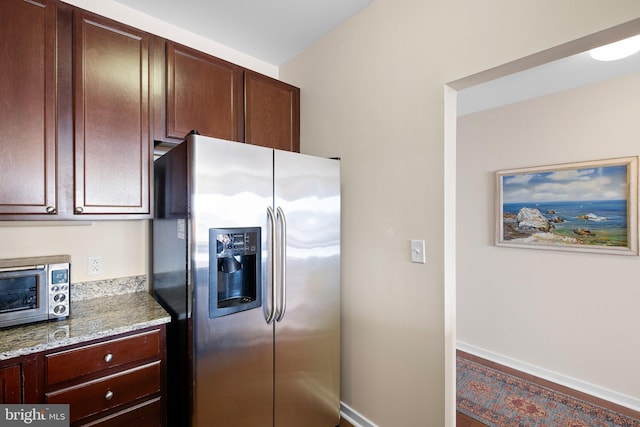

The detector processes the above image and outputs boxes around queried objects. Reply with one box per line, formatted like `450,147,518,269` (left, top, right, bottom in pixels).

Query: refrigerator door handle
265,207,277,324
275,206,287,322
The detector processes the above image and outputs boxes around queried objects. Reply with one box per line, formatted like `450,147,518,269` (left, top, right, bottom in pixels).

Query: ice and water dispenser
209,228,261,318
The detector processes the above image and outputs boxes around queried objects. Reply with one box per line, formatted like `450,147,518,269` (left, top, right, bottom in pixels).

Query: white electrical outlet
88,256,102,275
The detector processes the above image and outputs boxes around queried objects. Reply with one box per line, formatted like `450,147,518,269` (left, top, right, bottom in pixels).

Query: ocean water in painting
503,199,627,246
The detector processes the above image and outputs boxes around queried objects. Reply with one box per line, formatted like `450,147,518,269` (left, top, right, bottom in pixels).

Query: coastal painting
496,157,638,255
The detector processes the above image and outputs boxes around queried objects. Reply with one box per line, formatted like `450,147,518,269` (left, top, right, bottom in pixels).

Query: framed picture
496,156,638,255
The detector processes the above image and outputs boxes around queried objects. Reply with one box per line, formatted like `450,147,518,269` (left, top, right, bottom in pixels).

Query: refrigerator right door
273,150,341,427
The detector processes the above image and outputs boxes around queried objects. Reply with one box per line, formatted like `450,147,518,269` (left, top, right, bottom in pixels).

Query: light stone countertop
0,291,171,360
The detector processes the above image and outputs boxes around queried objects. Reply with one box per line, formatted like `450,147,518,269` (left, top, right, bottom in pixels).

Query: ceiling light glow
589,35,640,61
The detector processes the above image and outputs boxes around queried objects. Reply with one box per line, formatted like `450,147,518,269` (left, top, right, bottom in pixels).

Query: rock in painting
549,216,565,223
516,208,551,232
577,213,608,221
573,228,595,237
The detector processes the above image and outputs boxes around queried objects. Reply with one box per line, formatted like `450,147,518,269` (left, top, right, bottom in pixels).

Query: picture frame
496,156,638,255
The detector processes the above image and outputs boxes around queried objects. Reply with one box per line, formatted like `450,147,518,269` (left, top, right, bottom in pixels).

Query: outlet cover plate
411,240,426,264
88,256,102,275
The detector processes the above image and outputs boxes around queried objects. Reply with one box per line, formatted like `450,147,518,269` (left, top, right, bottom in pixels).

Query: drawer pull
104,353,114,363
105,390,114,400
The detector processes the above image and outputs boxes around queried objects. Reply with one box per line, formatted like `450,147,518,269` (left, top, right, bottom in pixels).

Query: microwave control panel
48,263,70,318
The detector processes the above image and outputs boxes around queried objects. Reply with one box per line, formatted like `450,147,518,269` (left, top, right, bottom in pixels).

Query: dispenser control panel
216,232,258,257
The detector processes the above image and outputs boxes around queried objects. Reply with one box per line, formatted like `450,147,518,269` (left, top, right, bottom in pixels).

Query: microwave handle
0,265,45,273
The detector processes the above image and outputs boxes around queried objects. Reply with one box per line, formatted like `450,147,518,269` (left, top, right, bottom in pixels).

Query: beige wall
280,1,640,426
457,73,640,406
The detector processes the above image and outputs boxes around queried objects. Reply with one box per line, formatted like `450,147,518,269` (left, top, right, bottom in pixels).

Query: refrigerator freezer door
273,150,341,427
190,136,275,427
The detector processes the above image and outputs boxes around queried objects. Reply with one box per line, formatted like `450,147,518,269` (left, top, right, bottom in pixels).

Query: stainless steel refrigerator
152,133,340,427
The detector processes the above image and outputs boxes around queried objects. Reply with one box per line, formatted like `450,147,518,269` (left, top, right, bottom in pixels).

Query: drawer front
78,397,162,427
46,361,161,423
46,329,161,386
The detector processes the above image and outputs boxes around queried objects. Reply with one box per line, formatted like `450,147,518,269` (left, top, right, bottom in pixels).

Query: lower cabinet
0,355,41,404
43,326,166,426
0,364,21,404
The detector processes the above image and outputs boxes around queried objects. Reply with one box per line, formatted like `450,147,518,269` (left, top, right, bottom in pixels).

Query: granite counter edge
0,317,170,360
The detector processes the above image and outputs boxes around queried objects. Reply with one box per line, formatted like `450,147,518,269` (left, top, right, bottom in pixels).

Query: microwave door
0,268,48,328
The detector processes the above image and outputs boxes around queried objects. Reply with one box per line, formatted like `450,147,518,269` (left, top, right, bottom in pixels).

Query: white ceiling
457,46,640,116
113,0,373,66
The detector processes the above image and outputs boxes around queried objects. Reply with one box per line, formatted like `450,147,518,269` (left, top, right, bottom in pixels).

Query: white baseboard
457,341,640,412
340,402,378,427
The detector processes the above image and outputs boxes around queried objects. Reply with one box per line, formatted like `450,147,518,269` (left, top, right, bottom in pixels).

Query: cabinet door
73,11,151,216
0,0,57,215
244,70,300,152
0,364,21,404
165,43,243,142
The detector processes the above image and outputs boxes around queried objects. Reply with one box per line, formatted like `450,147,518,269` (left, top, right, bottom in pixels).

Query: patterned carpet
457,355,640,427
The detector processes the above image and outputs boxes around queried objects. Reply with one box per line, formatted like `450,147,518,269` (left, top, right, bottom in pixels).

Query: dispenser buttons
411,240,426,264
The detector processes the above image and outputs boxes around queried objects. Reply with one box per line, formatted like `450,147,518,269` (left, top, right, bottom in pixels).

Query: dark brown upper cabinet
0,0,57,215
0,1,152,219
72,10,151,216
244,70,300,152
155,41,244,144
1,0,300,220
153,40,300,152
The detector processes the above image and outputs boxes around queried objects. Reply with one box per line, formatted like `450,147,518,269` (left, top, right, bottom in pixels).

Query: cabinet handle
104,390,114,400
74,207,84,214
46,206,57,214
104,353,113,363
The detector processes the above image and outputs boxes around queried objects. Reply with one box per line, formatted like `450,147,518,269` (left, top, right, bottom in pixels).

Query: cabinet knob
104,390,114,400
46,206,57,214
104,353,113,363
74,207,84,214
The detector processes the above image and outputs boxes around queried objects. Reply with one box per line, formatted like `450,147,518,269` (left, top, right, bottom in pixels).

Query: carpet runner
457,355,640,427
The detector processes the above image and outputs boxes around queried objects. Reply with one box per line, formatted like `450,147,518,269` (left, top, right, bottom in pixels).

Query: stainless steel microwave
0,255,70,328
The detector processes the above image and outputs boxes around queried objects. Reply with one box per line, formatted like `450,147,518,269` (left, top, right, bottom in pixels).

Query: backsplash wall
0,220,149,283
